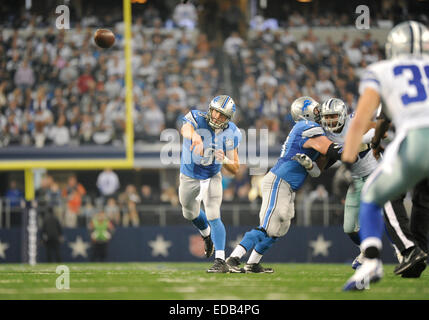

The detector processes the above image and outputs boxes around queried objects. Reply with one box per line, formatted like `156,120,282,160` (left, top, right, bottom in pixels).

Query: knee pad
182,208,199,221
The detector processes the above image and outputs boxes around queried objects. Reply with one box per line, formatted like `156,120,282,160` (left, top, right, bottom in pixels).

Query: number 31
393,64,429,106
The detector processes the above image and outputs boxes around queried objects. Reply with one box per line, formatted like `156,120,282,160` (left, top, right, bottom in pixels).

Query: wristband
307,162,321,177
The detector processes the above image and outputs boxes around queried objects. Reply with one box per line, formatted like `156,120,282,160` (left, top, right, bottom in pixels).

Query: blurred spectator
309,184,329,202
96,168,120,201
224,31,244,57
14,59,35,90
118,184,141,207
315,68,335,102
40,208,63,262
48,114,70,146
5,180,23,208
104,197,121,226
62,175,86,228
141,98,165,142
89,211,114,261
81,199,96,226
160,186,179,207
122,200,140,227
172,0,198,29
220,0,245,38
140,185,158,204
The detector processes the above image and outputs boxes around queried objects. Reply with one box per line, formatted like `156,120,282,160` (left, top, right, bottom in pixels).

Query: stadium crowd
0,0,426,228
0,1,391,148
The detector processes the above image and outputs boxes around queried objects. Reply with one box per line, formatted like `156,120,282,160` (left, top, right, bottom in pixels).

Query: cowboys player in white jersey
321,98,378,268
320,98,426,275
342,21,429,290
179,95,242,273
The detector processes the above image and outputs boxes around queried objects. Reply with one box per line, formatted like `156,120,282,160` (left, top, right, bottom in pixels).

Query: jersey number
393,64,429,106
200,147,215,166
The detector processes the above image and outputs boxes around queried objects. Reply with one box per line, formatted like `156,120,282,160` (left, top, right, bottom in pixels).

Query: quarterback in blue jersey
179,95,242,273
226,96,343,273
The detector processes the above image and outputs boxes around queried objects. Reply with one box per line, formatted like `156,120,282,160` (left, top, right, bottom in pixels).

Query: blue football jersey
180,110,242,180
270,120,325,191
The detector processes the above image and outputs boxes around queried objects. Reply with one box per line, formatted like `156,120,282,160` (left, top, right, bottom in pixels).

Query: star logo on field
228,234,243,250
148,234,172,257
0,240,9,259
69,236,90,258
309,234,332,257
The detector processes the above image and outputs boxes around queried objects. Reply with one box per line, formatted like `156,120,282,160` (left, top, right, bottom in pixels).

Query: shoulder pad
302,126,325,138
184,111,198,128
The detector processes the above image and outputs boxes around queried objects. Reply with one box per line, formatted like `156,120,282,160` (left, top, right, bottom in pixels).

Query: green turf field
0,262,428,300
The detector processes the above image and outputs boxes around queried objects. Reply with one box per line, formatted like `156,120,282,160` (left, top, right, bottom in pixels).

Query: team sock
215,250,225,260
239,228,266,252
359,201,384,239
358,201,384,259
247,250,263,264
230,245,247,259
208,218,226,254
254,236,278,255
192,209,210,237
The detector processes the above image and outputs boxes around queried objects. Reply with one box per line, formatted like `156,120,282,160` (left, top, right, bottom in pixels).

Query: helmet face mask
206,95,236,130
385,20,429,59
320,98,348,133
290,96,321,123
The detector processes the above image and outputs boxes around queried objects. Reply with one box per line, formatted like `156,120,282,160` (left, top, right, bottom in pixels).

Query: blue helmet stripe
221,96,230,109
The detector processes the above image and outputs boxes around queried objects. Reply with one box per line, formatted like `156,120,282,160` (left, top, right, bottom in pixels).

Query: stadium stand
0,0,426,229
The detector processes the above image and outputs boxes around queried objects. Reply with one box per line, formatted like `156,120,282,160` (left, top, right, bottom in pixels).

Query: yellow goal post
1,0,135,200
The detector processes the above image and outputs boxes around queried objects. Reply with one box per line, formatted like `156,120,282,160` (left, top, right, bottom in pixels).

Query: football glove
292,153,313,170
338,162,354,191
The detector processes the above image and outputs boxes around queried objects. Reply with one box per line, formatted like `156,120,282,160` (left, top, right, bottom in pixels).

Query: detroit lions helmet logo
302,99,311,112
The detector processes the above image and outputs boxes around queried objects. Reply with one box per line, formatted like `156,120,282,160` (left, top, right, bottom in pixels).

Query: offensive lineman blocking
226,97,343,273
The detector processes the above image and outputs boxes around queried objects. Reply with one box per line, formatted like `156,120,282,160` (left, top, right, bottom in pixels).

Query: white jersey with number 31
359,55,429,133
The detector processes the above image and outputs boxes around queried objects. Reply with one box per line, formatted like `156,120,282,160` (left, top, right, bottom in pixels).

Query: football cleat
244,263,274,274
207,258,229,273
394,246,428,275
352,252,364,270
343,258,383,291
401,260,427,278
226,256,245,273
202,235,214,258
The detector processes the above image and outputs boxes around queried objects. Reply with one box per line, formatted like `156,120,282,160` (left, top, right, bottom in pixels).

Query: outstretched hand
190,132,204,156
292,153,313,170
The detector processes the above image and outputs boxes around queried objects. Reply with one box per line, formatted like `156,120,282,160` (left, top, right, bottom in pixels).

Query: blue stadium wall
0,226,397,264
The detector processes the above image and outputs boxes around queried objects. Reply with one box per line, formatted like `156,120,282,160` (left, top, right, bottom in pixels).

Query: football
94,29,115,49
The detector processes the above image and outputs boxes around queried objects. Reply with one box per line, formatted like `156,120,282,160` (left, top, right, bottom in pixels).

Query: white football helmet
290,96,321,123
385,20,429,59
320,98,348,133
206,95,236,130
